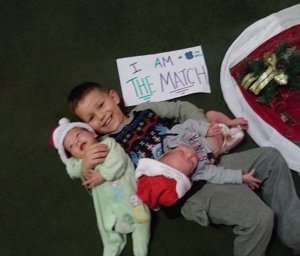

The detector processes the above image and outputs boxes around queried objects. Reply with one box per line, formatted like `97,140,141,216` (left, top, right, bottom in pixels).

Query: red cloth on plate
230,24,300,143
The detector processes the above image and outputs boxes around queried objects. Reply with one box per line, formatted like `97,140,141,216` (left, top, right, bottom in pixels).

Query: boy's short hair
67,82,109,113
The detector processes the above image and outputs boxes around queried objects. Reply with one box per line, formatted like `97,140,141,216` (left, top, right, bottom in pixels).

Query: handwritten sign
116,46,211,106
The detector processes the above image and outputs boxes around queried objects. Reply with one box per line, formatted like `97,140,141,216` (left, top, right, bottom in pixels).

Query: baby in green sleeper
51,118,150,256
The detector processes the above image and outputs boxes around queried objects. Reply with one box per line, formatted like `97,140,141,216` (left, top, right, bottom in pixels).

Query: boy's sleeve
95,138,129,181
171,119,210,138
132,100,208,124
66,157,82,179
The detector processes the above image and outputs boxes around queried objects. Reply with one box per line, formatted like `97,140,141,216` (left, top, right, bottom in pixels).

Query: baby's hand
242,169,261,190
207,123,221,137
82,143,109,175
82,170,105,189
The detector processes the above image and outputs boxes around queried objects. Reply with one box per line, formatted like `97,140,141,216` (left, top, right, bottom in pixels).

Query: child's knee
205,110,217,120
256,205,274,232
263,147,286,165
261,147,280,156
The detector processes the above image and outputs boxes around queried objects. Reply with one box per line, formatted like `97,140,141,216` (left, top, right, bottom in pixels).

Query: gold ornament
241,52,288,95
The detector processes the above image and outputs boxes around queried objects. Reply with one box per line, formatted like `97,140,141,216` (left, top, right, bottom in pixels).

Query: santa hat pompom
59,117,70,126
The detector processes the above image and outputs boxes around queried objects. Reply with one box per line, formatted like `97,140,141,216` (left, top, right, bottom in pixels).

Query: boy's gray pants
181,147,300,256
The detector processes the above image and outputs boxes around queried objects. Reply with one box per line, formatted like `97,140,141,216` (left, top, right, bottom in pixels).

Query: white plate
220,4,300,172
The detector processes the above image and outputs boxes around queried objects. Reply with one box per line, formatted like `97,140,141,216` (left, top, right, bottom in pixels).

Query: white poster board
117,46,211,106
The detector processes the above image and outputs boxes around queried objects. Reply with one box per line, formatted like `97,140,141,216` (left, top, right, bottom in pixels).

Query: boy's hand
207,123,221,137
82,170,105,189
242,169,261,190
81,143,109,176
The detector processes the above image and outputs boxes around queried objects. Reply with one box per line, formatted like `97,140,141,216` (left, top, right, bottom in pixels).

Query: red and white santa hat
135,158,192,209
50,117,94,165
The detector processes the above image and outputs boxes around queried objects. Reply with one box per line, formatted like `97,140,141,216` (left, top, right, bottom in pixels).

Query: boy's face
74,89,127,134
160,145,198,177
63,127,98,159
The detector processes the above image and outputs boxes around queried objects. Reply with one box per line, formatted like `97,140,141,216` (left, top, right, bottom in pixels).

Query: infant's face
64,127,97,159
161,145,198,177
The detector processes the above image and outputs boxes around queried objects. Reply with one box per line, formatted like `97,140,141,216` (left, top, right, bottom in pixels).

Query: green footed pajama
67,137,151,256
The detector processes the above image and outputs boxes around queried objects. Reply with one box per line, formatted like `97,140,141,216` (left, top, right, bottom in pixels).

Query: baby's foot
219,124,244,154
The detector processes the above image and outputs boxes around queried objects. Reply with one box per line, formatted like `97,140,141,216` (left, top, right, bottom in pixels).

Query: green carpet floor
1,1,299,255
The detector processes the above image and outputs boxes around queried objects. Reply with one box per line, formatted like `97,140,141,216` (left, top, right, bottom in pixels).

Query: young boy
51,117,150,256
66,82,300,256
135,141,261,209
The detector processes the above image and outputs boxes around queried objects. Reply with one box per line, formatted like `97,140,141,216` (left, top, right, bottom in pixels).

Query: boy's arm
66,155,105,188
82,170,105,189
81,143,109,178
171,119,210,138
132,100,208,124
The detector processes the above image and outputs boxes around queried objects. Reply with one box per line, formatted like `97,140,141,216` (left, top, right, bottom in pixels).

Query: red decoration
230,25,300,142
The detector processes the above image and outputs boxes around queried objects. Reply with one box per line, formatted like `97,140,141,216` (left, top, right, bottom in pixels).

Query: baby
136,143,260,209
51,118,150,256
